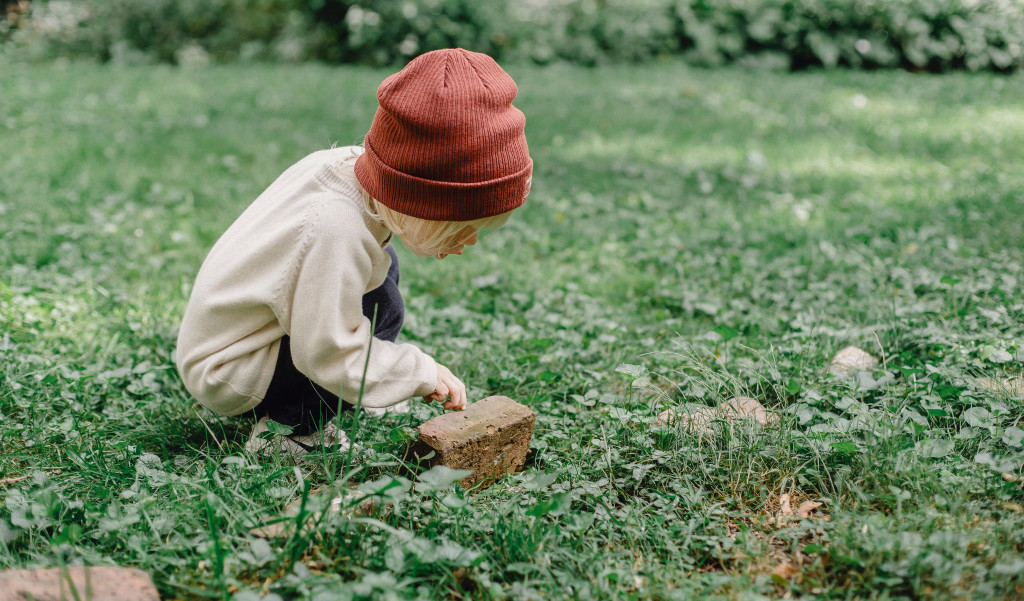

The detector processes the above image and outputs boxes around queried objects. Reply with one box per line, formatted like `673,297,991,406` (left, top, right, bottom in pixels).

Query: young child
175,48,532,455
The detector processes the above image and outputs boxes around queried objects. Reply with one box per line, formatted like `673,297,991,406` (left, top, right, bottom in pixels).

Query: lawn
1,60,1023,600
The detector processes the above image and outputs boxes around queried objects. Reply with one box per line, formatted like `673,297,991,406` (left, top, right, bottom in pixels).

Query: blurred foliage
2,0,1023,71
676,0,1024,72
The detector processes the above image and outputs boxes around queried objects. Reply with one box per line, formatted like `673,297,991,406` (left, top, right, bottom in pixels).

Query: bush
308,0,507,65
499,0,679,65
4,0,318,64
675,0,1024,72
3,0,1023,71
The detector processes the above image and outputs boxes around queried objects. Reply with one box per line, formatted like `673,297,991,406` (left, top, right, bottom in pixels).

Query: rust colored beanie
354,48,533,221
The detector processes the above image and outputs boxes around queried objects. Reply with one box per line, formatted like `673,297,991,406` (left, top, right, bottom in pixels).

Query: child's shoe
245,416,351,456
363,399,411,417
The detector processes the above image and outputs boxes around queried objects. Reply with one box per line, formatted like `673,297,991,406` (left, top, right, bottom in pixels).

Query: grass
1,59,1023,600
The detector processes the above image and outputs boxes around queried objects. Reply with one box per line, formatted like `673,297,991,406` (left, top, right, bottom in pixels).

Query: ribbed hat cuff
356,140,532,222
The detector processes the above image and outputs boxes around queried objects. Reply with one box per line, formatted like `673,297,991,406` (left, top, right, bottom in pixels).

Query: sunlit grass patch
1,61,1023,599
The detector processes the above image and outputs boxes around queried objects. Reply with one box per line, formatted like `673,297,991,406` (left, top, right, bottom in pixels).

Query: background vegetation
3,0,1024,71
2,59,1023,599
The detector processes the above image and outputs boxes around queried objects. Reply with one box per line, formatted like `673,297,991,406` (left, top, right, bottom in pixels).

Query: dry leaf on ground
771,562,800,582
796,500,823,518
779,493,793,516
776,493,826,527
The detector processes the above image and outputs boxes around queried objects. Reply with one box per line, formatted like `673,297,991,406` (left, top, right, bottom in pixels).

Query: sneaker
363,399,411,417
245,416,351,456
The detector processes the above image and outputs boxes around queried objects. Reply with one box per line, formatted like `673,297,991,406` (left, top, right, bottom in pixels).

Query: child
175,48,533,455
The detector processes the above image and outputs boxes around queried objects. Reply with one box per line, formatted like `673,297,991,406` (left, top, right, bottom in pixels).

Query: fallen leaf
0,475,31,486
796,500,823,518
772,562,800,581
779,493,793,516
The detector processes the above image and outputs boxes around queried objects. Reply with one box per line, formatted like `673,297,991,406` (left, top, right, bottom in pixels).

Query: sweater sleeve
276,201,437,408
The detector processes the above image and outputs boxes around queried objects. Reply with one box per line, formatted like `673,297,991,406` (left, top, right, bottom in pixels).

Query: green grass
2,60,1023,600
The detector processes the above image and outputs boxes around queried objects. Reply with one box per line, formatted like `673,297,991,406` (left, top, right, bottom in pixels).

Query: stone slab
0,566,159,601
409,396,535,489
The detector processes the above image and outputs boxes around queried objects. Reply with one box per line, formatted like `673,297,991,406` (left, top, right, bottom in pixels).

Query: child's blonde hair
370,199,510,249
337,148,512,253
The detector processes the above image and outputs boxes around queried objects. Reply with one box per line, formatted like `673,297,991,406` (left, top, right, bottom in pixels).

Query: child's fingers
443,395,465,411
435,363,466,410
446,379,466,411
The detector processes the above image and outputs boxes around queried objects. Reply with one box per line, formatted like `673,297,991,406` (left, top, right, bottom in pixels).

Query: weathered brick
409,396,535,489
0,566,159,601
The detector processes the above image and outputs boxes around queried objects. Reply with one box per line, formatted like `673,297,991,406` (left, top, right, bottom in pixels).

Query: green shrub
308,0,507,65
4,0,317,64
497,0,679,65
4,0,1023,71
674,0,1024,72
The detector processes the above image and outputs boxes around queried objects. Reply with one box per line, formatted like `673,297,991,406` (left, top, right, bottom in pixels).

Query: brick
409,396,535,489
0,566,159,601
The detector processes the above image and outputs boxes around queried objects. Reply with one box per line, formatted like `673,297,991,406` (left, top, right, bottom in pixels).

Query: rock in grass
408,396,535,490
828,346,878,377
250,483,374,539
655,396,777,433
654,406,716,436
718,396,780,426
0,566,159,601
975,376,1024,396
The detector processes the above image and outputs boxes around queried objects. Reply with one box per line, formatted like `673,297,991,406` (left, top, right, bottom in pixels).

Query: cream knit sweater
176,147,437,416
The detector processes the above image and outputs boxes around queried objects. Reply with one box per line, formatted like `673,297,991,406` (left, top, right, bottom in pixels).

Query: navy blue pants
258,245,404,434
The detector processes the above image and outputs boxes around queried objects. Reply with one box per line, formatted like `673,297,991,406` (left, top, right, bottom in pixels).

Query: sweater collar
316,152,393,249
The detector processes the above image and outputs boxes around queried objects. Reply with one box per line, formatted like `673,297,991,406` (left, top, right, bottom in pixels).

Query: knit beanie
354,48,533,222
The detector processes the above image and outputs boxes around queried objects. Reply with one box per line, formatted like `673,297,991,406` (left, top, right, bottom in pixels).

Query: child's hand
425,364,467,411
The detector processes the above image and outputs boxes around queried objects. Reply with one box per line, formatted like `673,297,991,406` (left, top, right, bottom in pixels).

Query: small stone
656,397,776,433
975,376,1024,396
0,566,159,601
828,346,878,377
250,483,374,539
718,396,779,426
654,407,716,436
409,396,535,490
